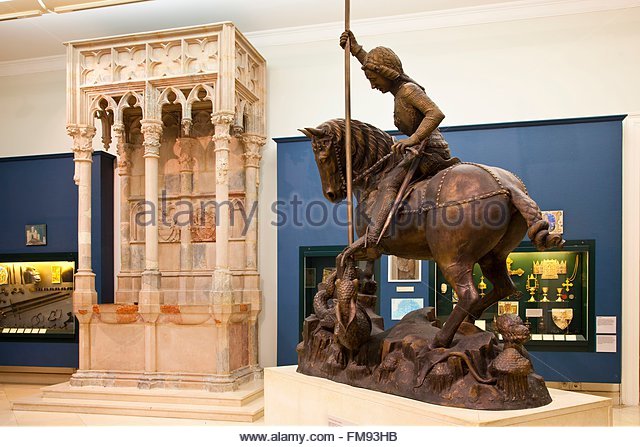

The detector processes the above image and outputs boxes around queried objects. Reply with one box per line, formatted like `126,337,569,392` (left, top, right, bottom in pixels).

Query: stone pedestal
264,366,613,426
68,303,259,391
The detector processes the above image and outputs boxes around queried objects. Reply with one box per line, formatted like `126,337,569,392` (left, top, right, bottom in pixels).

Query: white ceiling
0,0,522,62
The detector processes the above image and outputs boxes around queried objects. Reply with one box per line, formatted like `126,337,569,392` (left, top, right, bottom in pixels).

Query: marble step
40,381,263,407
13,395,264,422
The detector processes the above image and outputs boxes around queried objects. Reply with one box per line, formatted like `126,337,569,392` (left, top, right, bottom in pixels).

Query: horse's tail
509,185,565,251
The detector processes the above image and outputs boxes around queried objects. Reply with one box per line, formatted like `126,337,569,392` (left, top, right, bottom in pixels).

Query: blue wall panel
0,152,114,368
276,117,623,383
274,139,348,366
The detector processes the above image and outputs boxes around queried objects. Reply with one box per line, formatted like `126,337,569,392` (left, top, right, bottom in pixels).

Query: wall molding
2,0,640,77
621,113,640,406
246,0,640,47
0,54,65,77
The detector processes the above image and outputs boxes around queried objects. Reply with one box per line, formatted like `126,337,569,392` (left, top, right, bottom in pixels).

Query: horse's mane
317,118,394,179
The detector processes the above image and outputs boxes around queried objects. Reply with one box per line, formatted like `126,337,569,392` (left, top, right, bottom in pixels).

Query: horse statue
300,118,564,350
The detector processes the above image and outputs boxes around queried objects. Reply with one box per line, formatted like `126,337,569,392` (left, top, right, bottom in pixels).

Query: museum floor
0,383,639,426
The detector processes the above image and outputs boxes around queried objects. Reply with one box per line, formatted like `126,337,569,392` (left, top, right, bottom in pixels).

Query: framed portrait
542,210,563,235
497,301,520,316
304,268,316,288
387,256,421,282
25,224,47,246
391,298,424,320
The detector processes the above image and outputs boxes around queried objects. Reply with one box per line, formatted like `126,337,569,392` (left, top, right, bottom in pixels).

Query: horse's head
299,124,345,203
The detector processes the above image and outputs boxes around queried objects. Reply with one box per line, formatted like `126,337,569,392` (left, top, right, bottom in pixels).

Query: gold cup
541,286,550,302
526,274,537,302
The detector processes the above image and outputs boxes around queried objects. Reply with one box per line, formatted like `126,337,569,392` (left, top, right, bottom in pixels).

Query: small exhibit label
596,316,617,334
526,308,543,318
474,320,486,330
542,334,554,341
596,335,617,353
565,334,578,341
553,334,565,341
396,286,415,293
531,334,543,341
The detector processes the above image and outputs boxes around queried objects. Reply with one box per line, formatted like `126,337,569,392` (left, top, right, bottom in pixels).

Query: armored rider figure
340,31,459,253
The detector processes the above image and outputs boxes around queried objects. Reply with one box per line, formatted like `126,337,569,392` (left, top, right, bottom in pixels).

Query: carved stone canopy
65,23,268,394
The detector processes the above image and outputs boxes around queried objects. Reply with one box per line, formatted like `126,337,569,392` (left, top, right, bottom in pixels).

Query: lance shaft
344,0,354,245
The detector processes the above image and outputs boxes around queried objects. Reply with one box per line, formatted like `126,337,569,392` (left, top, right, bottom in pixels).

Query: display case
432,240,594,351
0,253,77,338
300,246,381,341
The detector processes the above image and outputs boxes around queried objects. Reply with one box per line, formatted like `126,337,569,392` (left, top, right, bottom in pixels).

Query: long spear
344,0,354,246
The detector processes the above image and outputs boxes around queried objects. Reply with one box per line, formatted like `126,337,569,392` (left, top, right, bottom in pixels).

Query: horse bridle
329,139,348,194
330,138,393,194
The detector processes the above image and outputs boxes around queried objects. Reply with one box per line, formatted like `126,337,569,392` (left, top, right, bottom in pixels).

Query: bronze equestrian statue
300,118,563,349
296,33,562,410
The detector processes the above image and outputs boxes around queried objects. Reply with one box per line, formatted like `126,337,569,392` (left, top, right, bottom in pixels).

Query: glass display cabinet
432,240,594,351
0,253,77,338
300,246,380,342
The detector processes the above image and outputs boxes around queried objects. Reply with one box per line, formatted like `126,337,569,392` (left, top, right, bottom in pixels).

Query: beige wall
0,70,68,155
1,8,639,369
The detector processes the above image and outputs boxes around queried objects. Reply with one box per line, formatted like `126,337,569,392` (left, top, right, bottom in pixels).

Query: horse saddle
400,152,461,203
417,153,461,180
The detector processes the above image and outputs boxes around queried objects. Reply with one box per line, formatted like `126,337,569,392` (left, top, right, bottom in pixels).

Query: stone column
68,125,97,371
241,135,265,272
178,138,195,303
138,119,162,376
242,134,265,371
114,124,133,274
211,111,234,377
138,119,163,309
211,112,235,305
69,125,98,308
178,138,195,272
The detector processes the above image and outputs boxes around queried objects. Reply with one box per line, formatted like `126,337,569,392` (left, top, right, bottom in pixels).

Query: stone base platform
12,379,264,422
265,366,612,426
69,366,260,392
